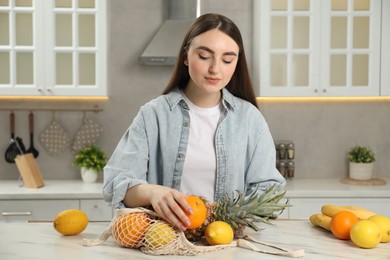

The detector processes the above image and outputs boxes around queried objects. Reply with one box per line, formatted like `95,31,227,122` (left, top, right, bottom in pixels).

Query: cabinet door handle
1,211,32,216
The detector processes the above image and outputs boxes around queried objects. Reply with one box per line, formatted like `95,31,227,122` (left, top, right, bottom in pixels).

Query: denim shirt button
183,122,189,127
178,153,184,159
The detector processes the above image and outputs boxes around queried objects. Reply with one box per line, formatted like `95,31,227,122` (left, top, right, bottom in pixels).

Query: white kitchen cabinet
286,198,390,219
254,0,382,97
380,0,390,96
0,199,79,223
0,199,112,223
0,0,107,96
80,199,113,221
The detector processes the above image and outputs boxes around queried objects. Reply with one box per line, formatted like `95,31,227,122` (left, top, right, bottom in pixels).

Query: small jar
287,143,295,159
287,161,295,178
277,161,286,177
278,143,286,159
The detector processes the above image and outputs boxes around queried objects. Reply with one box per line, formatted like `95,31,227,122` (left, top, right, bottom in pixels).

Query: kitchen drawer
0,200,79,223
80,199,113,221
287,198,390,219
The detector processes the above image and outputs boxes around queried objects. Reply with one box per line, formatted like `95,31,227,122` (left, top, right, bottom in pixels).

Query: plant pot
349,162,373,180
81,167,98,183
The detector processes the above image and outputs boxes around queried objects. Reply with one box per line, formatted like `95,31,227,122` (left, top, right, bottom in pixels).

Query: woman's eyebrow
196,46,237,56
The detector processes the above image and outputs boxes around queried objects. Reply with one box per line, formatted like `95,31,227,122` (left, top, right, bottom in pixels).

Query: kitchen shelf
0,97,109,112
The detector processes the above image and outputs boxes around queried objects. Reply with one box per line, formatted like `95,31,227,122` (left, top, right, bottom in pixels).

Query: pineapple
184,184,289,240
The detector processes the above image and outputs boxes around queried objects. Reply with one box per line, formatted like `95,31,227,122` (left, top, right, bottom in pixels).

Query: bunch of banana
321,204,377,219
309,204,378,231
310,213,332,231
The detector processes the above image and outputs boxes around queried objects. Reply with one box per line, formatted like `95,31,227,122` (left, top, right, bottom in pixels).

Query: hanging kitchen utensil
4,112,20,163
71,112,103,153
26,111,39,158
15,136,27,153
39,112,70,156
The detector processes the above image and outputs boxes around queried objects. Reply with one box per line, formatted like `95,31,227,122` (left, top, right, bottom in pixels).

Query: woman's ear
184,52,188,66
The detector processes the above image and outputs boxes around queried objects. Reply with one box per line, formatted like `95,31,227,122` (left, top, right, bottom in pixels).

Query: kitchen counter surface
0,180,104,199
1,178,389,200
1,220,389,260
285,178,390,198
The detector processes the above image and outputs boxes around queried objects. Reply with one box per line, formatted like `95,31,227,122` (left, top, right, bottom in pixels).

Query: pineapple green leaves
214,184,290,234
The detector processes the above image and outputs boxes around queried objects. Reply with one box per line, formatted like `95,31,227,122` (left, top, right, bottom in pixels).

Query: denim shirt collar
166,86,237,111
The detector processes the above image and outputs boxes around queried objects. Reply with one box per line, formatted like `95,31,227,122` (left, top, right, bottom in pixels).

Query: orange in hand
185,195,207,229
330,210,359,240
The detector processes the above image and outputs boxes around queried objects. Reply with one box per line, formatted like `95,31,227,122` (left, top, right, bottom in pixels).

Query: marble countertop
1,178,389,200
285,178,390,198
1,220,389,260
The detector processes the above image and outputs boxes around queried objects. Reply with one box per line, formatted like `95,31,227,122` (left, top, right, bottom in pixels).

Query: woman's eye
223,60,233,64
199,54,209,60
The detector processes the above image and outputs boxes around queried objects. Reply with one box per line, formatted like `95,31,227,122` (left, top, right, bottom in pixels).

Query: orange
330,210,359,240
185,195,207,229
112,212,152,248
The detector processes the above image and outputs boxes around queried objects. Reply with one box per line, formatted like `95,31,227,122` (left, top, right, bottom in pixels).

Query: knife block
15,153,45,188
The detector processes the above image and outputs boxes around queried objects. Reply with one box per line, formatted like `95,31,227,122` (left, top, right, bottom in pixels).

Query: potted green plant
74,145,107,183
348,146,375,180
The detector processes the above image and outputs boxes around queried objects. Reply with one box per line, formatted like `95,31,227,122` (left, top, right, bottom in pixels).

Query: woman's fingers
151,189,191,230
159,202,188,231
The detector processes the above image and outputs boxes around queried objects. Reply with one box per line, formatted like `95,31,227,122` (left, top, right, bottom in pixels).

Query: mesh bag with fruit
83,184,304,257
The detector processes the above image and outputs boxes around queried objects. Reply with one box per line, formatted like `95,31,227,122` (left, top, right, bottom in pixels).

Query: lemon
350,220,381,248
368,215,390,243
53,209,89,236
144,220,177,249
205,221,234,245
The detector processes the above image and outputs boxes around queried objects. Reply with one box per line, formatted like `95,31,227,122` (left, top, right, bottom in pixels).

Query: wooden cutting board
340,177,386,186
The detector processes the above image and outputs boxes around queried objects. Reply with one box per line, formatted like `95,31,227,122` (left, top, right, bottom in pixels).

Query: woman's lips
205,77,220,84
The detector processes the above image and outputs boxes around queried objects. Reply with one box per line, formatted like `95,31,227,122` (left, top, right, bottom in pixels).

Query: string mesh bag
82,207,304,257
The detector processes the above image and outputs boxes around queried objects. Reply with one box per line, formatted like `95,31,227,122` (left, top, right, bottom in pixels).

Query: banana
309,214,319,227
321,204,377,219
309,213,332,231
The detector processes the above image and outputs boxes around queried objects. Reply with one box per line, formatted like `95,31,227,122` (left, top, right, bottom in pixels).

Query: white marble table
0,220,389,260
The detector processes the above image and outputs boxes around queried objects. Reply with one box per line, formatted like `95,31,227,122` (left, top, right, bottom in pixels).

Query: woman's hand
124,184,193,231
150,186,193,231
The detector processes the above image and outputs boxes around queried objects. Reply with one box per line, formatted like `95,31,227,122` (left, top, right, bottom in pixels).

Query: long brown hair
162,13,258,109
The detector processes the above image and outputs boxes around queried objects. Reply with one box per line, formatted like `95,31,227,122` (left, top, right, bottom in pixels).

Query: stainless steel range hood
138,0,199,65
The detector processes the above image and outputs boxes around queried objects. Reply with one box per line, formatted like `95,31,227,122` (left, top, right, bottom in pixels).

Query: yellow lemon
350,220,381,248
144,220,177,249
368,215,390,243
205,221,234,245
53,209,89,236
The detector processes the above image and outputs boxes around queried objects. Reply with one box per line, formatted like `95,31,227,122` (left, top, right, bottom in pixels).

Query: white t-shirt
179,95,223,202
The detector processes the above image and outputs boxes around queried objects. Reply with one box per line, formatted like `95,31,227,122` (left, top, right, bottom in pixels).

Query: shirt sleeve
245,111,286,194
102,109,150,208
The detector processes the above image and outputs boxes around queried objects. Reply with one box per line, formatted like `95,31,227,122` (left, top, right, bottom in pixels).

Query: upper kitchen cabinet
0,0,107,96
254,0,382,97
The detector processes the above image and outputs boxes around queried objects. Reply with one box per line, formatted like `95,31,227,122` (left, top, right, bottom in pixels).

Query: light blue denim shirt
103,87,286,208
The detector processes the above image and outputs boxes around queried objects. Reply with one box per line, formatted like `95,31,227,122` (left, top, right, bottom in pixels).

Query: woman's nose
208,60,219,74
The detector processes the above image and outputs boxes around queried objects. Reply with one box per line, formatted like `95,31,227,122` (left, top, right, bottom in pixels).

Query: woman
103,13,285,231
